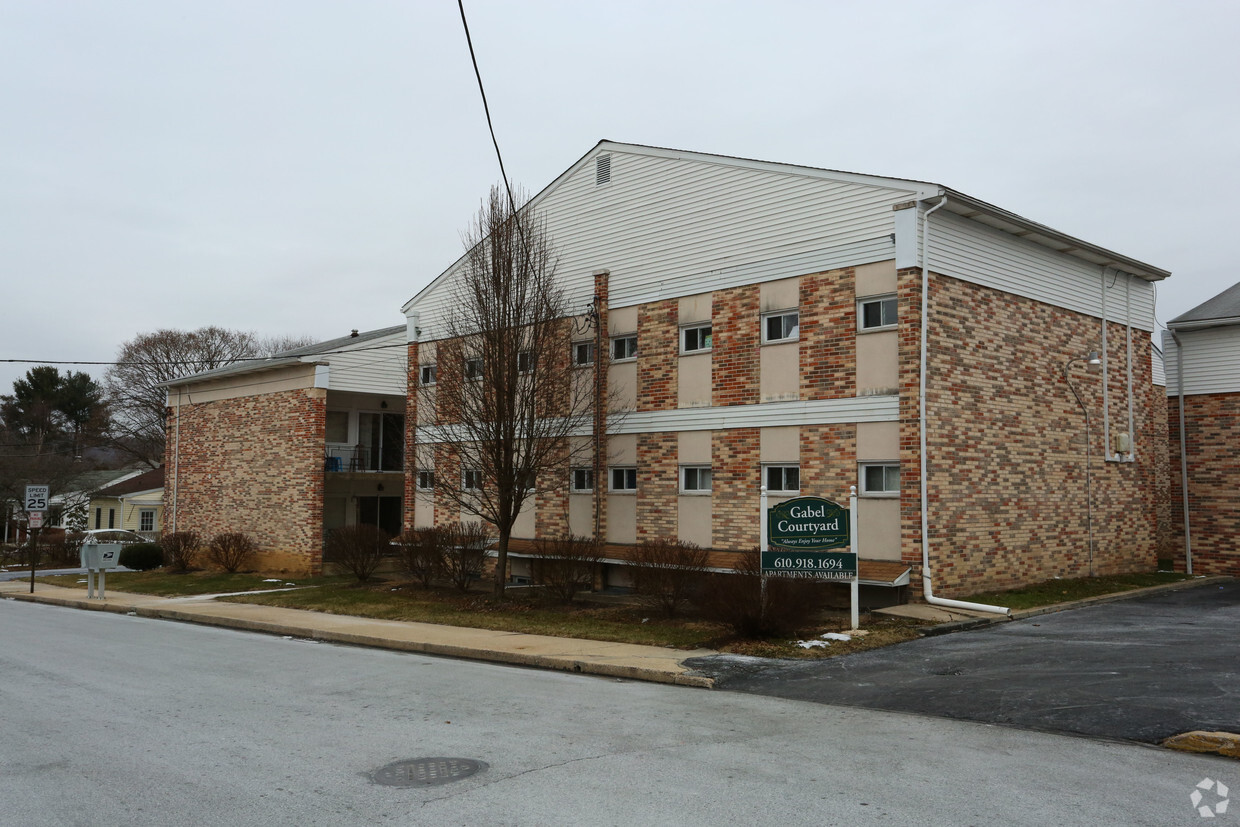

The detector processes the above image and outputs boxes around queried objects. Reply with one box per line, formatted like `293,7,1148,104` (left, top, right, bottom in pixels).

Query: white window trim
680,322,713,354
570,467,594,494
462,469,483,491
679,465,712,495
609,466,637,493
762,463,801,494
611,334,637,362
859,461,900,497
517,350,535,375
858,294,898,332
465,357,483,380
419,364,437,386
416,470,435,490
572,341,596,367
761,310,800,344
139,509,156,532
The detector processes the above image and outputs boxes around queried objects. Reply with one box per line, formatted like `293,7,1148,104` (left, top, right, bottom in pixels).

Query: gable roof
93,466,165,498
1168,280,1240,330
160,325,405,388
402,140,1168,314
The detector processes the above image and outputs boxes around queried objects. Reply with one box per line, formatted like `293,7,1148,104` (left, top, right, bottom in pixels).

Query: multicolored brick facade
165,387,326,575
1168,391,1240,575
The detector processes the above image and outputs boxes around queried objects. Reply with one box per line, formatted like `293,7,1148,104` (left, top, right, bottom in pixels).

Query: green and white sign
763,495,856,579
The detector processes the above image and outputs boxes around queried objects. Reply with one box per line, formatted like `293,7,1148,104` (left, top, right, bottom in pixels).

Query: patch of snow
821,632,852,642
262,578,281,583
796,639,831,649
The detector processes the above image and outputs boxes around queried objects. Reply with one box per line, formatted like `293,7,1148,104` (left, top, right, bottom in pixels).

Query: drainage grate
371,758,487,787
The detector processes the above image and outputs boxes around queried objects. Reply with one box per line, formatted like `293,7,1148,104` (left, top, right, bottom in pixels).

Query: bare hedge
696,549,827,637
631,538,710,617
442,522,490,592
162,531,201,572
530,534,603,602
326,524,391,582
206,532,256,573
396,526,449,588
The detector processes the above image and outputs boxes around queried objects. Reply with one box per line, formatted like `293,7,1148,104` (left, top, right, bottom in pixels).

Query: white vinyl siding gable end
928,210,1156,331
320,331,407,396
1163,326,1240,396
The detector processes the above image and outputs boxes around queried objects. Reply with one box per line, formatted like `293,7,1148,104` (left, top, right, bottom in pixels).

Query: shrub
442,522,490,592
696,549,827,638
162,531,201,572
396,527,448,588
326,524,390,583
206,532,256,573
630,538,710,617
530,534,603,603
119,543,165,571
46,534,84,567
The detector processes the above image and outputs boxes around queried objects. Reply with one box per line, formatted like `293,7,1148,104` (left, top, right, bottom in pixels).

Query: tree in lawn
104,327,316,466
425,185,598,596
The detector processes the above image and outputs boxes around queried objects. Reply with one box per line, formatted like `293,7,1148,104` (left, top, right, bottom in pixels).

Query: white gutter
172,387,181,535
919,195,1010,615
1170,330,1193,574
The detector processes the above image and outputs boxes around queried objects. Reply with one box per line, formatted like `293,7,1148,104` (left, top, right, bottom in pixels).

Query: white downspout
1170,330,1193,574
1124,274,1136,461
919,195,1009,615
172,386,181,535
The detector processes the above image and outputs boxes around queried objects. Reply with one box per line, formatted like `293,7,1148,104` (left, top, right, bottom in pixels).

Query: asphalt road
688,580,1240,743
1,598,1233,826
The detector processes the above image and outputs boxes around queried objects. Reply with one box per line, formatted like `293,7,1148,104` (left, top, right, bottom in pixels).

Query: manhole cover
371,758,487,787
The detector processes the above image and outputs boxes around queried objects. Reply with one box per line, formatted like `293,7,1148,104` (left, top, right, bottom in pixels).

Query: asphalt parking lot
687,579,1240,743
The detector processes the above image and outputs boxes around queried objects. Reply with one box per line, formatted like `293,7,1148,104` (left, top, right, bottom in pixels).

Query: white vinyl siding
320,330,407,395
929,210,1156,331
1163,326,1240,395
406,147,917,336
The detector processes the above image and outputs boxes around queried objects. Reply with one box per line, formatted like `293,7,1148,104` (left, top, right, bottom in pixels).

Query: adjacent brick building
1163,280,1240,577
163,328,407,574
402,141,1171,603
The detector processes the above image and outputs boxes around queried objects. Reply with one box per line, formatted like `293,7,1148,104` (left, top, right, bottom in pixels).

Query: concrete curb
918,576,1235,637
4,591,715,689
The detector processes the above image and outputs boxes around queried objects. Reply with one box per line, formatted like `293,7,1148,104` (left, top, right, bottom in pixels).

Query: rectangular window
517,350,534,374
570,468,594,493
358,412,405,472
861,462,900,496
681,323,712,353
463,469,483,491
108,508,116,529
572,341,596,366
95,508,102,530
611,335,637,361
680,465,712,494
609,466,637,492
417,470,435,490
325,410,350,443
764,464,800,493
139,509,155,532
859,295,898,330
763,311,799,343
419,364,437,386
465,357,483,380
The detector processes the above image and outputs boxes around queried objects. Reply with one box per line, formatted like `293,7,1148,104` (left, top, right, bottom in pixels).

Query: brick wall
636,432,678,540
712,284,760,407
637,299,678,411
404,340,419,533
1168,391,1240,575
903,272,1160,596
165,388,325,574
801,424,857,504
711,428,761,549
800,267,857,400
535,439,570,539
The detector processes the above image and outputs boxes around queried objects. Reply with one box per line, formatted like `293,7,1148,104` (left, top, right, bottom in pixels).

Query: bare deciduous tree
104,327,317,466
420,185,603,596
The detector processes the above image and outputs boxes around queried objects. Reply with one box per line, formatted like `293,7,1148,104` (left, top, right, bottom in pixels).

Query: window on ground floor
139,509,155,532
609,466,637,492
680,465,712,494
463,468,483,491
763,464,800,493
417,470,435,490
860,462,900,496
571,468,594,493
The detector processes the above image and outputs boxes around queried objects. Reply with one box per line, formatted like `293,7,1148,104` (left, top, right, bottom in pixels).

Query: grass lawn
33,570,351,597
961,570,1196,611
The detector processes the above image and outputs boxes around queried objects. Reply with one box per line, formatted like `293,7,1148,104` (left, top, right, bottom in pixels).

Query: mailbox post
80,543,122,599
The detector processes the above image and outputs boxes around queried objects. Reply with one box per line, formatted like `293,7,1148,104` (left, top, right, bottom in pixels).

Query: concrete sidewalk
0,581,717,688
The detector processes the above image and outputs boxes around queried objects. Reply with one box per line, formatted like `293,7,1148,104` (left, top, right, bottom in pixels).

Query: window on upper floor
609,466,637,492
763,310,800,343
517,350,535,374
325,410,350,443
611,335,637,362
463,469,483,491
859,295,898,331
680,465,712,494
681,322,712,354
420,364,437,386
570,468,594,493
465,357,483,380
764,464,800,493
573,341,596,367
860,462,900,496
417,470,435,490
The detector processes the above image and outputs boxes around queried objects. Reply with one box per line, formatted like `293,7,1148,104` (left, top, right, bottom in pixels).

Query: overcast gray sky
3,0,1238,395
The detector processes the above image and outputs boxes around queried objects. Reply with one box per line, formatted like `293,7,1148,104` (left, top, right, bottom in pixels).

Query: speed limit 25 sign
24,485,49,512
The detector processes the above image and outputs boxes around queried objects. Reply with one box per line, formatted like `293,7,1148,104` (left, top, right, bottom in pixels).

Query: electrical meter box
81,543,123,570
1112,432,1132,454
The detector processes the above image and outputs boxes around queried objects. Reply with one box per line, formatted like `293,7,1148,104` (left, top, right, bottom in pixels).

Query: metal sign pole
28,527,38,594
759,484,769,618
849,485,859,630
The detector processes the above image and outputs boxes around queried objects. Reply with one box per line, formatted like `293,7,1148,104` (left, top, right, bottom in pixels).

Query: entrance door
357,496,402,537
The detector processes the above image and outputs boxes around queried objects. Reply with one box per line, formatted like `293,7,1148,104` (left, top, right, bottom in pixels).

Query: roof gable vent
595,155,611,186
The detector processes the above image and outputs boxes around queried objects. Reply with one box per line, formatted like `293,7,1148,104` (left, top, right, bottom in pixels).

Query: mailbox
80,543,123,570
